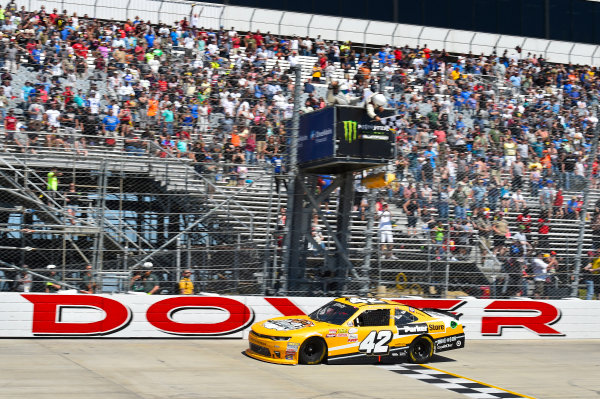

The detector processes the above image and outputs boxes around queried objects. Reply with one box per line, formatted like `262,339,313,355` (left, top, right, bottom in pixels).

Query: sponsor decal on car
349,328,358,334
408,307,415,313
435,334,465,352
285,342,299,355
263,319,314,331
326,329,337,338
347,333,358,343
450,321,458,329
337,328,348,337
397,323,428,335
428,323,445,333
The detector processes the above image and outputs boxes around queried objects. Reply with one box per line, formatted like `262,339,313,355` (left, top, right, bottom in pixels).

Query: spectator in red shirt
553,188,564,218
516,208,532,242
4,109,17,140
72,40,88,58
537,210,550,252
422,44,431,59
254,31,263,48
158,77,168,92
393,47,403,65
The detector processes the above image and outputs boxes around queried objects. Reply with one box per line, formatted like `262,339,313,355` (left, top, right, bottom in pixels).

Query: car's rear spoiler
422,308,463,320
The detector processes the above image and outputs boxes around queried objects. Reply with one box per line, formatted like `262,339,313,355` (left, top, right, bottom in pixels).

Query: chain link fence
0,150,597,299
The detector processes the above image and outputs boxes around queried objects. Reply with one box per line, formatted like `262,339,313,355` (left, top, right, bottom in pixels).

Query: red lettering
146,297,254,335
22,294,131,336
482,300,563,336
265,297,306,316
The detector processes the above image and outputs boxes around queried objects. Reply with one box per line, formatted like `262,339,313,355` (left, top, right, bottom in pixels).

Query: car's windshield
308,301,358,325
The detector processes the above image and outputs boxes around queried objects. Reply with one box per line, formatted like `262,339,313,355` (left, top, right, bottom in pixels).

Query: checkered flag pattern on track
378,364,527,398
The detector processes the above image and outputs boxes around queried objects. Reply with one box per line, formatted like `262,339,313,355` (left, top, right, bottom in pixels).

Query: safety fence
0,128,598,298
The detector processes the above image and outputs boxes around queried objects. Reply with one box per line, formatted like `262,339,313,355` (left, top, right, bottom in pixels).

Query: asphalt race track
0,339,598,399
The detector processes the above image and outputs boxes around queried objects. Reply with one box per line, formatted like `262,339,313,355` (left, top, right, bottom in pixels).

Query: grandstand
0,0,599,300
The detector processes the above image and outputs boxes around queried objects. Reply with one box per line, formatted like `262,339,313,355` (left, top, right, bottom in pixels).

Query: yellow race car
246,297,465,365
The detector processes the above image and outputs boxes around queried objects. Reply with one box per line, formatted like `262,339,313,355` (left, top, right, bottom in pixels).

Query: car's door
392,307,429,346
351,308,394,356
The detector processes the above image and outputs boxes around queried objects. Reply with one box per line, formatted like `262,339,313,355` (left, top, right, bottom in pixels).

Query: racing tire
408,335,434,364
298,337,327,365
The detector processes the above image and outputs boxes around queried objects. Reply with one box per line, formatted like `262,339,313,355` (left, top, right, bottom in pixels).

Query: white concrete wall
1,293,599,339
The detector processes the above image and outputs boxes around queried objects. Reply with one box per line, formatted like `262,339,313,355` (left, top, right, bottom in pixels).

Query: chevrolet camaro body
246,297,465,365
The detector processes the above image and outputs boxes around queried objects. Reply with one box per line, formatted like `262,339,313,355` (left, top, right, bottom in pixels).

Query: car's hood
254,315,328,334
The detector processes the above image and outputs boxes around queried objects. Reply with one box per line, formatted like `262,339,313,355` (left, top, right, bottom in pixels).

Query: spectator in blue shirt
271,155,287,193
102,109,120,135
145,32,155,48
21,82,35,103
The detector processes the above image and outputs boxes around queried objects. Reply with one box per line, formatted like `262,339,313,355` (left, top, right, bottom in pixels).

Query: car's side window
394,308,418,326
355,309,391,327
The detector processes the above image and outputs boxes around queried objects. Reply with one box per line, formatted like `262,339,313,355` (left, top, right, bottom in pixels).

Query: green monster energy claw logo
343,120,358,143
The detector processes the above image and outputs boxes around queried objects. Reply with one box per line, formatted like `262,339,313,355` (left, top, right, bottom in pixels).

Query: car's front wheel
408,335,434,364
298,337,326,365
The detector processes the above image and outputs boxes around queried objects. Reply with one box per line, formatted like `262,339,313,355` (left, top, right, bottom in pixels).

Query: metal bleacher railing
11,0,600,66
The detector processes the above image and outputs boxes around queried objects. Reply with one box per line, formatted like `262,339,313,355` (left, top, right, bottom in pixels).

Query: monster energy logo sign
343,120,358,143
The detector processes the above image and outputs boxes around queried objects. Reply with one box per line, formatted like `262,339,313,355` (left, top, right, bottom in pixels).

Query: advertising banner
1,294,600,339
298,107,335,165
336,107,394,159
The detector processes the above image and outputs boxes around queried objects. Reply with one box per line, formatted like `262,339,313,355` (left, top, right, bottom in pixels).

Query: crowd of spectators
1,2,600,297
376,45,600,298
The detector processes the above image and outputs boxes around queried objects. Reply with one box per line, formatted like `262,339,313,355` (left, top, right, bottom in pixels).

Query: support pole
335,172,354,293
282,66,303,294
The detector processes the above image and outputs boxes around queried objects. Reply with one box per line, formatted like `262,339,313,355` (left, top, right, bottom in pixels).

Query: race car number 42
359,330,393,355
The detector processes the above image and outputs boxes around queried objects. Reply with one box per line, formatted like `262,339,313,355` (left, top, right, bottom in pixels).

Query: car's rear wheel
408,335,434,364
298,337,326,365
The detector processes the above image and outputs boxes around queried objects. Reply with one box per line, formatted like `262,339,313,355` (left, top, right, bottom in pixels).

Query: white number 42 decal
358,330,393,355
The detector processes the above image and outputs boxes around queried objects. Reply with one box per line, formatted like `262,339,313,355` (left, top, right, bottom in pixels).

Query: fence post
571,104,600,297
336,18,343,42
444,222,451,298
443,29,451,52
592,45,600,66
158,0,165,24
91,161,107,291
234,233,241,292
469,32,476,54
278,12,285,37
262,170,276,294
249,8,256,32
219,5,225,28
176,236,181,283
307,14,314,38
125,0,131,21
391,24,399,47
363,21,371,53
544,40,552,61
362,190,375,295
